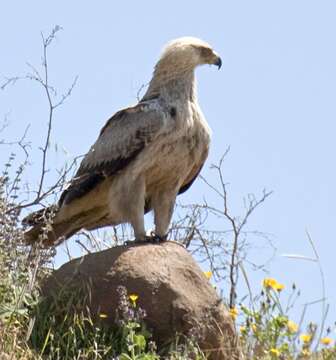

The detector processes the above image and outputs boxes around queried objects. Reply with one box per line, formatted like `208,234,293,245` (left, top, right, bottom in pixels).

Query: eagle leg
152,190,177,240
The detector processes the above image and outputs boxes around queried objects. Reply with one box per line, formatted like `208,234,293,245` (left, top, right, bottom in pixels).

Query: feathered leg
125,177,147,242
152,189,177,241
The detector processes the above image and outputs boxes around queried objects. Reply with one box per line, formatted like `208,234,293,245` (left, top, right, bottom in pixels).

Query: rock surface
43,241,241,359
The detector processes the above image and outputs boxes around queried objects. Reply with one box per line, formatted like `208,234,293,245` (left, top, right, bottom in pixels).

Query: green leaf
134,334,146,351
119,354,133,360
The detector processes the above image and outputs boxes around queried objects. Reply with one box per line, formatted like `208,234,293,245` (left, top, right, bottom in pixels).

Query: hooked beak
214,56,222,70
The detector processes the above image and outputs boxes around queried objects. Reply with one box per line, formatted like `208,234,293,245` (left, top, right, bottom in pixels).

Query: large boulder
42,241,241,359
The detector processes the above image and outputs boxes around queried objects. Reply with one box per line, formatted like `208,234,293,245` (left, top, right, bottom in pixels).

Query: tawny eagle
23,37,222,246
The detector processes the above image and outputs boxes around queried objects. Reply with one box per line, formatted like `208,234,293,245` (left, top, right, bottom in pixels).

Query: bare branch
2,26,78,214
1,76,21,90
188,149,273,308
54,75,79,109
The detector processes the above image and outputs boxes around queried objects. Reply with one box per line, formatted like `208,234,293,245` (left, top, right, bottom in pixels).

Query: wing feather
59,100,168,205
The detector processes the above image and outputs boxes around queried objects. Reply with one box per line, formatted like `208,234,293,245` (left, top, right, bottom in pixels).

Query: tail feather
23,205,71,246
22,204,110,247
22,205,59,226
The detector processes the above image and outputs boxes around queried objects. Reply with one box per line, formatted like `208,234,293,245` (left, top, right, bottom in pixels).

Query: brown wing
59,100,169,206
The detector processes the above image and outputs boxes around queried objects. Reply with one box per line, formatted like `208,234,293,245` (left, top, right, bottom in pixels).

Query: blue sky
1,1,336,334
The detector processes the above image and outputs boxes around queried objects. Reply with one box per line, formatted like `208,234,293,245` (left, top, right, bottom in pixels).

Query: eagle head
158,37,222,71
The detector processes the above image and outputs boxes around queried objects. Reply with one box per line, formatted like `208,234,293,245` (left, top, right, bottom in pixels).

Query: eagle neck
143,69,197,103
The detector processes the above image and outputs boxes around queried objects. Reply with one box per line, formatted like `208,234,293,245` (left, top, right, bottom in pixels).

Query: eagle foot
124,233,167,246
146,232,168,243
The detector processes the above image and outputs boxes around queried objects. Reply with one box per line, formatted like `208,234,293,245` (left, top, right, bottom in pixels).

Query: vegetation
236,277,336,359
1,184,335,359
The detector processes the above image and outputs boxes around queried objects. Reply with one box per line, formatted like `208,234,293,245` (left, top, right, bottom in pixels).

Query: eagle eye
199,46,213,58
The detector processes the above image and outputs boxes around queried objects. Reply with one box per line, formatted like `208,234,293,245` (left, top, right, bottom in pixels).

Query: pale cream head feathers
155,36,222,73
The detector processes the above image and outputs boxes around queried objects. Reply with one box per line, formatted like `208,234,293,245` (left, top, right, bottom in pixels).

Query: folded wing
59,100,168,206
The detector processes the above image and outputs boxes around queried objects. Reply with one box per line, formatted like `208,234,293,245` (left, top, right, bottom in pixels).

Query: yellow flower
300,334,312,343
204,271,212,280
99,313,108,319
274,283,285,291
287,320,298,333
239,326,246,334
263,278,285,291
320,337,333,346
251,323,257,333
229,306,238,320
270,348,281,357
129,294,139,306
263,278,277,289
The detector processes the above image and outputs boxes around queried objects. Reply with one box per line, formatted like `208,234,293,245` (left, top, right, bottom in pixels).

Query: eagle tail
22,205,76,246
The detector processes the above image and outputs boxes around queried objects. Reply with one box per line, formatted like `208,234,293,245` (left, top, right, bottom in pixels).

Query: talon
124,238,145,246
146,232,168,243
124,234,168,245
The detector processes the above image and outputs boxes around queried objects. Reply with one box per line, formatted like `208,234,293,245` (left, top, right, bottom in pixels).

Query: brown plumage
23,37,222,246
